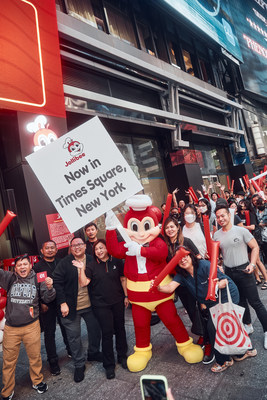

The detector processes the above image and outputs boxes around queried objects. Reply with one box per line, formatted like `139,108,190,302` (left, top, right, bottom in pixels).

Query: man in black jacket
34,240,70,376
53,237,102,383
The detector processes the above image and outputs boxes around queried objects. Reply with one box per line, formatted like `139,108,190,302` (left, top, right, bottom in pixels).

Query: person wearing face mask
170,207,180,221
182,204,207,259
198,198,215,231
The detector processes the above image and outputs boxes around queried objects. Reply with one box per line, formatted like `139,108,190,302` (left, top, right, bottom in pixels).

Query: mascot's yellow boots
127,344,152,372
176,337,203,364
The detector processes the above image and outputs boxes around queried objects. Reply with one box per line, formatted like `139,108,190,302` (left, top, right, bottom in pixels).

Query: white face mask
184,214,196,223
200,206,208,214
236,197,241,203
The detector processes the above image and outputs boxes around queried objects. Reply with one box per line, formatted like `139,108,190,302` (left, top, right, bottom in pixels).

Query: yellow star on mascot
106,194,203,372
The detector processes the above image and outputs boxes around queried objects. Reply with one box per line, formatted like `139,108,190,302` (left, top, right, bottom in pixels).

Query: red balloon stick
205,241,220,301
244,210,250,226
202,214,212,258
150,247,190,291
0,210,16,237
161,193,173,235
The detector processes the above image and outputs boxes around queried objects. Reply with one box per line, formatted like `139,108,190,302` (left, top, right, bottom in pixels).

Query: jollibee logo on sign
63,137,85,167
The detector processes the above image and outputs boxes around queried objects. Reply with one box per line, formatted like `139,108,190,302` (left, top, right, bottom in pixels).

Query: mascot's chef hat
124,195,162,228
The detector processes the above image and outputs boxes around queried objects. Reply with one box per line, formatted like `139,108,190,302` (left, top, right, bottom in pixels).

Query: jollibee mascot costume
106,195,203,372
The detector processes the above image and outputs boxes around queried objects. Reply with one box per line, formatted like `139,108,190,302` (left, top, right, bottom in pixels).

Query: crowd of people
0,180,267,399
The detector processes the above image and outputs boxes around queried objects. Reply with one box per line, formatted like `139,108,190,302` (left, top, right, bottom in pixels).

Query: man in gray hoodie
0,254,56,400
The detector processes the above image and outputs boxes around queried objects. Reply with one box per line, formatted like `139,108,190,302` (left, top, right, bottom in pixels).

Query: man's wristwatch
250,263,256,269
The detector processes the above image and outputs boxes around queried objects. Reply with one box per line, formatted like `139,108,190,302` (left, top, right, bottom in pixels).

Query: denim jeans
225,266,267,332
60,307,101,368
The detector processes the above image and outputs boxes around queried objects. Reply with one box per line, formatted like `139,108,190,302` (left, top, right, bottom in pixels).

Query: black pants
93,300,128,370
225,267,267,332
176,285,196,323
40,304,70,363
260,241,267,265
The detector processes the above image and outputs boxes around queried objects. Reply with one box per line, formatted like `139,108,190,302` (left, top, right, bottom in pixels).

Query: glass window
137,22,156,56
105,4,137,47
168,40,181,68
113,135,168,207
199,59,213,84
182,49,194,75
65,0,97,27
193,144,228,176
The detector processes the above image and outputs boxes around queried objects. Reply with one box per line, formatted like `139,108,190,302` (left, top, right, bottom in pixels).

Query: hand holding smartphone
140,375,168,400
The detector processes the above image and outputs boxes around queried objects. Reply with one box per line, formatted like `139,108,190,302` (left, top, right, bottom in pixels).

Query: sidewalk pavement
0,288,266,400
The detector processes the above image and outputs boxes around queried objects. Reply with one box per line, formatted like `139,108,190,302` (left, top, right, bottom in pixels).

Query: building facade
0,0,266,258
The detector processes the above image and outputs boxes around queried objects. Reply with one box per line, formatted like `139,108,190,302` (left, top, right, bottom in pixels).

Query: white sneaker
244,324,254,335
264,332,267,350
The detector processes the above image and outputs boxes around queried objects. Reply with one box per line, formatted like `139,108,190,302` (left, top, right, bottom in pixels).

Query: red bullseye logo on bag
37,271,47,283
63,137,85,167
214,311,252,349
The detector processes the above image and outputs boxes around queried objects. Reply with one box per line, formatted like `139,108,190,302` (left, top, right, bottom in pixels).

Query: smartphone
140,375,168,400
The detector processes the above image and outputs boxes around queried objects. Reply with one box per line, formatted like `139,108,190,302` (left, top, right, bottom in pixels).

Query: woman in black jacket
73,239,128,380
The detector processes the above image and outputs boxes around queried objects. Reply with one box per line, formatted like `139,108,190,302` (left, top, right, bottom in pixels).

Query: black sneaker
203,344,215,365
203,353,215,364
87,351,103,362
49,361,61,376
106,368,115,379
74,365,85,383
2,391,14,400
32,382,48,394
118,356,128,369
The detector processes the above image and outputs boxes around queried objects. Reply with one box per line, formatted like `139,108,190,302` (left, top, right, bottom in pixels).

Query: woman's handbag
191,267,207,336
210,282,252,355
191,302,205,336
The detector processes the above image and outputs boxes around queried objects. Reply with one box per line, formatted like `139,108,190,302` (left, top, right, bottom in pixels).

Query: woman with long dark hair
155,249,257,373
73,239,128,380
182,204,207,259
198,197,215,231
163,217,215,363
163,216,199,322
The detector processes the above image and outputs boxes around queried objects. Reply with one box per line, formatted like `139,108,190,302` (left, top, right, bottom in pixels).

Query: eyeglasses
71,243,85,248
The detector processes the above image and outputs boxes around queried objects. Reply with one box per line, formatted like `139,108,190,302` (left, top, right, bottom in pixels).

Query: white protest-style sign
26,117,143,233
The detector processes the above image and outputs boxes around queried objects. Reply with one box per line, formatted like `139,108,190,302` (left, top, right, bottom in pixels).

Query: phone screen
142,379,167,400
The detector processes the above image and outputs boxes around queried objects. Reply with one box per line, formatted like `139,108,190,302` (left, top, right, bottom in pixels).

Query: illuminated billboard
163,0,243,61
229,0,267,98
0,0,65,118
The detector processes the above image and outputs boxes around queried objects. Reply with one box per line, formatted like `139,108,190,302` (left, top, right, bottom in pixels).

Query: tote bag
210,283,252,355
